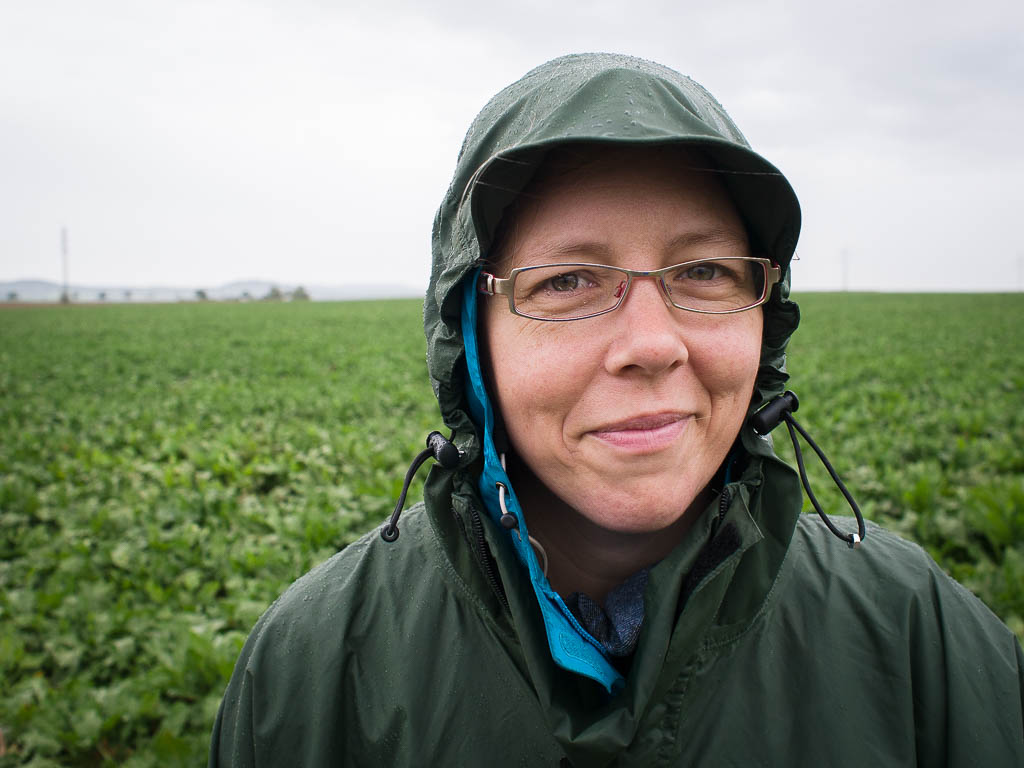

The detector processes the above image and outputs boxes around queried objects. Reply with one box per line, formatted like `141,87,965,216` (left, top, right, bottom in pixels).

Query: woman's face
481,148,763,535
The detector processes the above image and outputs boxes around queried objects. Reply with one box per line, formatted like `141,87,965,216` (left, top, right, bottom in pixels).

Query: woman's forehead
493,145,749,269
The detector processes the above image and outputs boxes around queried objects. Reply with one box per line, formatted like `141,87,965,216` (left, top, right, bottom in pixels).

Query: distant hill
0,279,423,303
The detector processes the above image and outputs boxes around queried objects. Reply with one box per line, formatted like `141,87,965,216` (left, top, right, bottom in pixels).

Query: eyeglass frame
478,256,782,321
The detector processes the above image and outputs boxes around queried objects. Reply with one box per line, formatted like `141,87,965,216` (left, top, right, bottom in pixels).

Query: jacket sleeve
909,558,1024,766
208,635,259,768
206,562,339,767
206,543,372,767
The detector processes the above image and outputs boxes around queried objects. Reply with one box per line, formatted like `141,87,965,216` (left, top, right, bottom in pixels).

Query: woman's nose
603,276,689,375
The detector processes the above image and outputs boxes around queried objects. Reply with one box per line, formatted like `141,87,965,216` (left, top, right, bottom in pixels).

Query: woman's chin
569,486,707,536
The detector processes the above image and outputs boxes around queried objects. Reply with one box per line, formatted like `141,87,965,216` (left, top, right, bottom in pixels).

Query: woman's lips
588,413,692,453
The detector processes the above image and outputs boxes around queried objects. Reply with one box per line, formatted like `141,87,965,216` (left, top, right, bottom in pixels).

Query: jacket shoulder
209,503,548,767
775,515,1024,764
789,516,1005,617
209,508,438,765
785,514,1018,645
225,501,482,689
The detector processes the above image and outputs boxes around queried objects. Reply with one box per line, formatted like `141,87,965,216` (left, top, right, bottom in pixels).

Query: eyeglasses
478,257,781,321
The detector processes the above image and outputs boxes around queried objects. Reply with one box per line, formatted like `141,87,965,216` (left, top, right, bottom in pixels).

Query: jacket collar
419,447,801,764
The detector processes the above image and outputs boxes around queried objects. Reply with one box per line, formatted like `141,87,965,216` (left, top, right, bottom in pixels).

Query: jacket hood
422,52,803,694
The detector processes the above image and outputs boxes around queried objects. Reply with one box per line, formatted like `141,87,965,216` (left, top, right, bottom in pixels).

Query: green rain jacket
210,54,1024,767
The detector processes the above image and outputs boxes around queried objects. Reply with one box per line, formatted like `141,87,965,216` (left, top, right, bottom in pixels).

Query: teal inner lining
460,269,623,694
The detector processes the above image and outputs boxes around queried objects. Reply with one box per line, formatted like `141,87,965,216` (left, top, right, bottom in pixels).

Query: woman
211,54,1024,766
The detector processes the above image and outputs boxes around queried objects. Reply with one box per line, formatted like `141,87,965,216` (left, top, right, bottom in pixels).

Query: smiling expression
481,146,764,536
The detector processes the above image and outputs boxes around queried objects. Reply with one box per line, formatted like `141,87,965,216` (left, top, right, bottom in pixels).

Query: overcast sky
2,0,1022,292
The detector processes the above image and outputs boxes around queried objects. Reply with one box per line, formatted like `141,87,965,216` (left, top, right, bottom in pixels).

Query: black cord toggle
427,430,462,469
750,391,867,549
381,432,462,542
750,390,800,435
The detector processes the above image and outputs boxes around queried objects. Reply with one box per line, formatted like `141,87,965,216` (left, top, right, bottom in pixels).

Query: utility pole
60,227,70,304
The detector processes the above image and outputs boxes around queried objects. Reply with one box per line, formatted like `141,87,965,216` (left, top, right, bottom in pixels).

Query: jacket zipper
709,486,731,537
718,487,731,524
469,505,510,613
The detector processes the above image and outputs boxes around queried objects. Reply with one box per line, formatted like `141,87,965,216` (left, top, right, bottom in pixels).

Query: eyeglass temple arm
478,272,512,296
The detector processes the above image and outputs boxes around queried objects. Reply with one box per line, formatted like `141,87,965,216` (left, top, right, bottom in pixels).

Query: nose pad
655,276,678,309
610,274,675,311
621,274,676,310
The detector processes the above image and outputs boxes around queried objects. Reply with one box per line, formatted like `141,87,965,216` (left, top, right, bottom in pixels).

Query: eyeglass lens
512,259,766,319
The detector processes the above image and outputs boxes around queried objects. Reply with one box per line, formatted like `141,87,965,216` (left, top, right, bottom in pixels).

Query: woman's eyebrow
516,240,614,264
664,229,749,251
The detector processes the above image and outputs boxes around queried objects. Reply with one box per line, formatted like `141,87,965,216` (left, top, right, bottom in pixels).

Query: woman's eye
548,273,582,291
683,264,719,281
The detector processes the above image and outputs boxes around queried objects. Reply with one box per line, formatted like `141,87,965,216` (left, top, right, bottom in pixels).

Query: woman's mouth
589,413,692,454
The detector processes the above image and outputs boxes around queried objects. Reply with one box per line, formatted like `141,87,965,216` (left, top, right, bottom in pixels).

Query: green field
1,294,1022,766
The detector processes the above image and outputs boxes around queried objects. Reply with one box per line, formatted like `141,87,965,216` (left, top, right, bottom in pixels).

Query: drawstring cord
380,430,548,590
751,391,867,548
495,452,549,576
381,432,461,542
